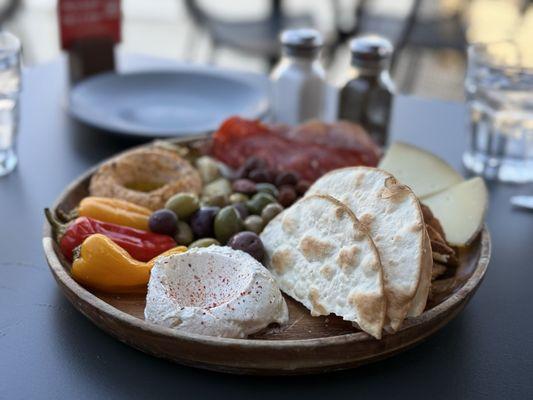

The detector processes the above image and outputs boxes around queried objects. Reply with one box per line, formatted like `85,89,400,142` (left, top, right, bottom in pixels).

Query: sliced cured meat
211,117,380,182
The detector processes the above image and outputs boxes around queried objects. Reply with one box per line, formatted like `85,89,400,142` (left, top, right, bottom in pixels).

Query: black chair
183,0,316,68
0,0,21,27
332,0,468,92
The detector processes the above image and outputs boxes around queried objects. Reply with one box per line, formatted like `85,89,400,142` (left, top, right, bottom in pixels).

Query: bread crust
89,147,202,210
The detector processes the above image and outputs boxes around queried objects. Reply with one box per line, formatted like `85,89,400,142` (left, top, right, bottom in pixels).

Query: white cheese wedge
379,142,463,198
422,177,488,246
145,246,288,338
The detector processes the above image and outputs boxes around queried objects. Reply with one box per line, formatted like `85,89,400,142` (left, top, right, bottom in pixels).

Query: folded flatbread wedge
260,194,386,339
308,167,432,331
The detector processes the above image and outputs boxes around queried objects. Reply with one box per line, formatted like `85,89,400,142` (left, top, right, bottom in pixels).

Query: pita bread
407,231,432,317
260,194,386,339
308,167,432,331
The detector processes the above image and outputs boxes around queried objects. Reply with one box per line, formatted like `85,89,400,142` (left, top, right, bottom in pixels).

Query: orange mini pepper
72,234,186,293
76,196,151,231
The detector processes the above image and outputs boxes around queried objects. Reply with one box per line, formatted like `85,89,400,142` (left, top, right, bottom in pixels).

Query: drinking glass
0,32,21,177
464,41,533,182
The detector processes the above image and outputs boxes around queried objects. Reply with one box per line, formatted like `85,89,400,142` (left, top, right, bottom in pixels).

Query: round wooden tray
42,139,491,375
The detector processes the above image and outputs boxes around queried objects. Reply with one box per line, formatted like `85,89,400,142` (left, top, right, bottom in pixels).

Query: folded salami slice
211,117,380,182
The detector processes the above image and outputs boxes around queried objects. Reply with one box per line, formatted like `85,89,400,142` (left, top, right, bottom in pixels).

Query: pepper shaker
270,29,327,124
338,35,395,147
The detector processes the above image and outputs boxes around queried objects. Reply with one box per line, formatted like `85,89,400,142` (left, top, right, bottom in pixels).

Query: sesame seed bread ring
89,147,202,210
260,194,386,339
308,167,432,332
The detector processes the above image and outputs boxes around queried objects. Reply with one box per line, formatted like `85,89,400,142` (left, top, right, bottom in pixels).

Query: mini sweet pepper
66,196,152,231
45,208,176,262
72,234,186,293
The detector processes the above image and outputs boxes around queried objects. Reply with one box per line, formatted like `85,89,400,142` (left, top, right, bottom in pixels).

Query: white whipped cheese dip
145,246,289,338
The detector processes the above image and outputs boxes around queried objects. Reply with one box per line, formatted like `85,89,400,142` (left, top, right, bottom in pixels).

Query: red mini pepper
44,208,177,262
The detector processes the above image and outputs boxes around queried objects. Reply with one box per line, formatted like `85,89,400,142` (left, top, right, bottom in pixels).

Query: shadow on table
51,286,473,397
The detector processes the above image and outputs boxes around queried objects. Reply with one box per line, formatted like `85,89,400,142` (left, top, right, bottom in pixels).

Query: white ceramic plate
69,68,269,137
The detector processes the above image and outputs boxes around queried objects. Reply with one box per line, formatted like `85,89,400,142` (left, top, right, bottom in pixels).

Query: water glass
464,41,533,183
0,32,21,177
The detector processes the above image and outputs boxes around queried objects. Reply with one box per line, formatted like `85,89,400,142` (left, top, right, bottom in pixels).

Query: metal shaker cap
349,34,393,68
280,28,323,57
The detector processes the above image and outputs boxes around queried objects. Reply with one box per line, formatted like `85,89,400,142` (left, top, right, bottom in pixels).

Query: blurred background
1,0,532,101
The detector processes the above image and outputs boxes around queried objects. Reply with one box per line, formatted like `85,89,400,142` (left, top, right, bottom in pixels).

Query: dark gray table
1,57,532,400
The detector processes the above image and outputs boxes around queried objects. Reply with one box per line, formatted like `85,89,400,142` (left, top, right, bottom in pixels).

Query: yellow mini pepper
76,196,151,231
72,234,186,293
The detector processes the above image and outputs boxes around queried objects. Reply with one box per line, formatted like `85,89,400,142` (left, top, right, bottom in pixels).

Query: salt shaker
338,35,395,147
270,29,327,124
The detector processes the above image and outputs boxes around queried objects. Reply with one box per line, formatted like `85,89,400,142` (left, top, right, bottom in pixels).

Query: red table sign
59,0,121,50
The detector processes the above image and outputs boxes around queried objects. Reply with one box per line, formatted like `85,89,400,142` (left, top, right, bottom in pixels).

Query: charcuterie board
43,135,490,375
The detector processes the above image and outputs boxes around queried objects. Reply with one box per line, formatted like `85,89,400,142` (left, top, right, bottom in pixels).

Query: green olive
174,221,194,246
196,156,221,184
202,178,232,199
217,162,235,180
244,215,264,234
255,182,279,198
246,192,276,215
229,192,249,204
165,193,199,220
201,194,228,208
214,206,244,244
189,238,220,248
261,202,284,223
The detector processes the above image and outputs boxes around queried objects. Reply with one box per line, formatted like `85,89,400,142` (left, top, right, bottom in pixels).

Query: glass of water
464,41,533,183
0,32,21,177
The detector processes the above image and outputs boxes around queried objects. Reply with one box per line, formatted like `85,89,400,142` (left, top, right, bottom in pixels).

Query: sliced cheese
379,142,463,198
422,177,488,246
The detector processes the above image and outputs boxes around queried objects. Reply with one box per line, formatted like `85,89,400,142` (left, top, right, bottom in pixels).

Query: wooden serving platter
42,139,491,375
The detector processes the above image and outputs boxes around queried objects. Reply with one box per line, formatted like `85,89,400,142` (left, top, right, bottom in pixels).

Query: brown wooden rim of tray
42,137,491,349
